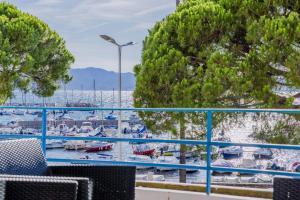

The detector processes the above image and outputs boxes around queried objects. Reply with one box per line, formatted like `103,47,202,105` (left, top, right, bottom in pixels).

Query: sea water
2,90,300,184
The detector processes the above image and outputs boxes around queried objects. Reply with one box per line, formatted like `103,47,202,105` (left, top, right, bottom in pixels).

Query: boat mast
101,90,104,127
112,88,114,113
71,89,74,104
93,79,96,105
80,84,83,103
64,83,68,105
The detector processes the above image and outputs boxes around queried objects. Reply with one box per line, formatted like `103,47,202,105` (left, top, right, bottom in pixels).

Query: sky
6,0,176,72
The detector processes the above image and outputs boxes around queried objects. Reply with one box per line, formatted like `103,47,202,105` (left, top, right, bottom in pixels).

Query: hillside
66,67,135,90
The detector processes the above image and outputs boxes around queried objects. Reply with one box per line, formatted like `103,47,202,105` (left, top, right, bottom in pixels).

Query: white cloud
5,0,175,72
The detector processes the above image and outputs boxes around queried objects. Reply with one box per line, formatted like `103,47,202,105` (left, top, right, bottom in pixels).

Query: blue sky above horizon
6,0,176,72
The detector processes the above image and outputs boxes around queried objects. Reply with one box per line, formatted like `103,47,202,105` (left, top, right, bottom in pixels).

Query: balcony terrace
0,106,299,199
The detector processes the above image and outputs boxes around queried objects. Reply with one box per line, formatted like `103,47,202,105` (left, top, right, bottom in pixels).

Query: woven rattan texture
50,165,136,200
274,177,300,200
0,139,47,175
0,177,78,200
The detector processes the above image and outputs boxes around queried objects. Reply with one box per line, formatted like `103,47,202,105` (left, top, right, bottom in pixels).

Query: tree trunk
179,114,186,183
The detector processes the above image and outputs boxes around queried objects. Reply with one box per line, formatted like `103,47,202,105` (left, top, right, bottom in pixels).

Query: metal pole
206,111,212,195
42,108,47,155
118,46,123,161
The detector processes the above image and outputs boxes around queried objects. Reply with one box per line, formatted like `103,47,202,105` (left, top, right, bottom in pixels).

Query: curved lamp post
99,35,136,161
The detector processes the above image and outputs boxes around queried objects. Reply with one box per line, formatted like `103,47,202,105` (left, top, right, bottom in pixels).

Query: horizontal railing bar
211,141,300,150
46,136,207,145
211,167,300,177
47,158,207,170
1,134,300,150
0,106,299,113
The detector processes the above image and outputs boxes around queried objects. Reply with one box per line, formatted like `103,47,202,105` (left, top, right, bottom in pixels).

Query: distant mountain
66,67,135,90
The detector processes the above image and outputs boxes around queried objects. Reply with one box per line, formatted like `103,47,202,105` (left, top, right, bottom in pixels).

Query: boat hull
133,149,155,156
85,144,113,152
253,154,273,160
222,152,242,159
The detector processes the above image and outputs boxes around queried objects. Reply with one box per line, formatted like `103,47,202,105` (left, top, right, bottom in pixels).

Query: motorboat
57,123,70,134
64,141,86,150
156,156,178,171
237,159,260,175
0,127,20,134
12,109,25,115
128,114,141,124
211,159,234,175
78,122,94,133
46,140,64,149
85,141,113,152
86,114,101,121
220,146,243,159
133,144,155,156
105,112,117,120
127,155,154,169
290,161,300,172
253,148,273,160
92,127,107,137
97,153,113,160
0,109,11,116
163,145,193,159
57,113,73,121
20,128,39,135
266,160,286,171
185,159,203,173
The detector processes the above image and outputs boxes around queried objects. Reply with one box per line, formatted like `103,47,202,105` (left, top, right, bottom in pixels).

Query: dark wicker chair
273,176,300,200
0,139,136,200
0,176,79,200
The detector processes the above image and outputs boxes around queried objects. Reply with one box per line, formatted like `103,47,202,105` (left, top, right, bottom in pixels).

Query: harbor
0,98,298,188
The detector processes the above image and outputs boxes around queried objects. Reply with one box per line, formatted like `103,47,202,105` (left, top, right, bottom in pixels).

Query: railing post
206,111,213,195
41,108,47,155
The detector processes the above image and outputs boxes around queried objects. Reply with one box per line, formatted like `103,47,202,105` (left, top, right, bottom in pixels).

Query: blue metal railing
0,106,299,195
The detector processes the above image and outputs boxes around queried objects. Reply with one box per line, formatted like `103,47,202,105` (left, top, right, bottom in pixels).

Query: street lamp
99,35,136,161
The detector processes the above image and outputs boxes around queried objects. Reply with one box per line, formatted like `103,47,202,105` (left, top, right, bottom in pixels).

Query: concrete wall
136,188,269,200
136,181,273,199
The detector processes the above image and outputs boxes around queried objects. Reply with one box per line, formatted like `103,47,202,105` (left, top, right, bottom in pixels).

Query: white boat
128,114,141,124
64,141,86,150
20,128,38,135
0,109,12,116
57,113,73,121
97,153,113,160
86,114,101,121
253,148,273,159
46,140,64,149
0,127,19,134
57,123,70,134
12,110,25,115
104,127,117,136
78,122,94,133
156,156,178,171
211,159,234,175
163,145,193,159
238,159,259,175
127,155,154,169
220,146,243,159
